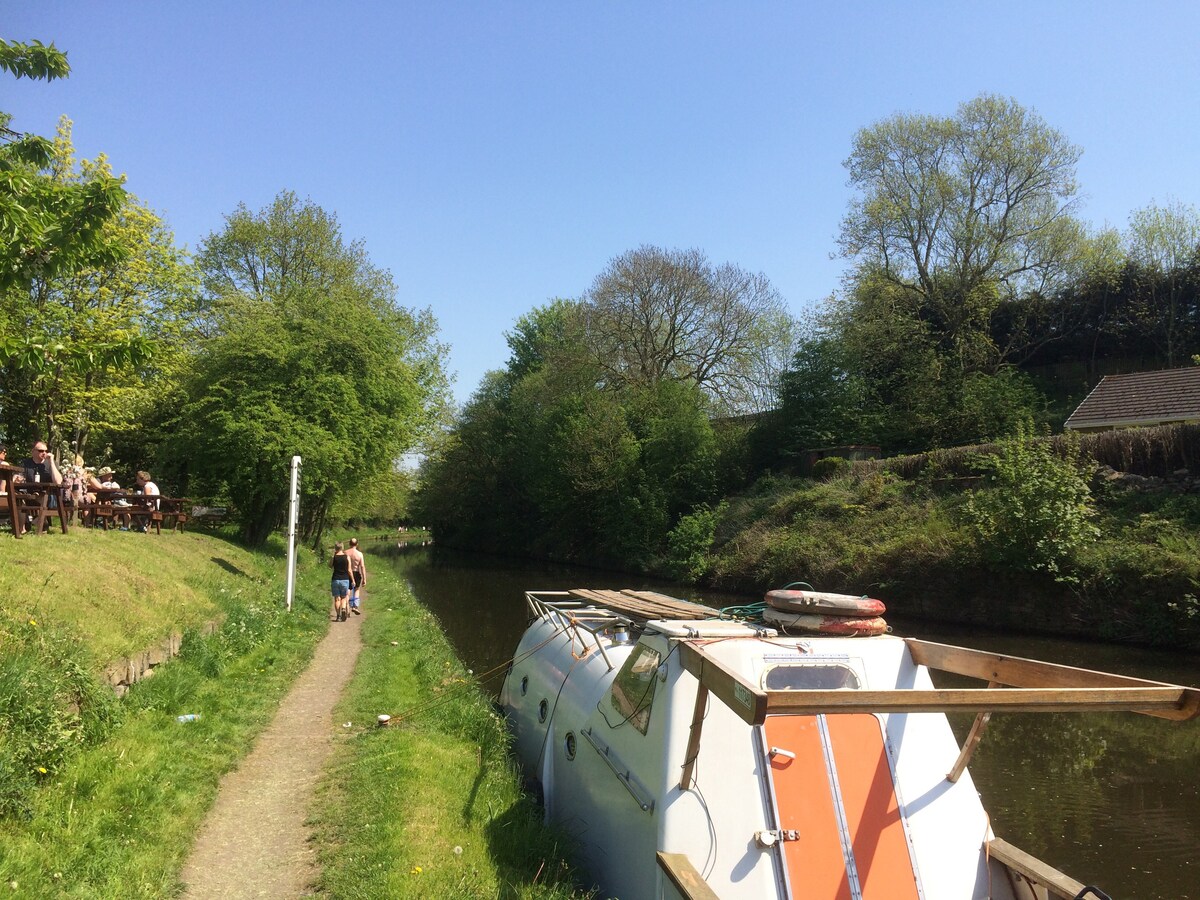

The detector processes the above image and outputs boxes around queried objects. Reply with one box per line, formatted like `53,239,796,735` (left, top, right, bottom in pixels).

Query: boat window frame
608,643,662,735
761,661,861,691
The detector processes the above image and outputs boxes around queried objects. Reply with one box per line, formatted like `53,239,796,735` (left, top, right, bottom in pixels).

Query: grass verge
0,531,329,898
308,560,589,899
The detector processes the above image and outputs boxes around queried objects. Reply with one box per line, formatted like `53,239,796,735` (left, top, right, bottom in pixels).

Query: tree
839,94,1085,372
1,39,126,293
167,193,449,546
583,245,795,413
1125,200,1200,366
0,119,197,456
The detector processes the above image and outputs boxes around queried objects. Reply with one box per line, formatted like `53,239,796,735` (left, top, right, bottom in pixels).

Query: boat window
609,644,662,735
763,664,860,691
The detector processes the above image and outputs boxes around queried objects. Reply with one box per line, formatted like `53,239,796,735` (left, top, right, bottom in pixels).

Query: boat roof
566,588,720,622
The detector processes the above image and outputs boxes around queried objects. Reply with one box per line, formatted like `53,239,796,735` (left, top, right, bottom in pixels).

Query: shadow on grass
484,796,591,898
211,557,251,577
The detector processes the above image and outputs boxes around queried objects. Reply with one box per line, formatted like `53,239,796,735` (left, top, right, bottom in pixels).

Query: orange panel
826,716,920,899
764,715,851,900
763,715,919,900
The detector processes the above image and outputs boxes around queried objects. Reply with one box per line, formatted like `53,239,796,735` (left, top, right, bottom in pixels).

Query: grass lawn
0,528,329,897
308,555,589,899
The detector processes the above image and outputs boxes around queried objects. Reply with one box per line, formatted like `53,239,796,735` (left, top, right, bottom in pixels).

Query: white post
285,455,302,612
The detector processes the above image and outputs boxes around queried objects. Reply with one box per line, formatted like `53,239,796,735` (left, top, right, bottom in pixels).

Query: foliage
810,456,849,480
840,93,1085,373
1,40,127,294
0,119,198,457
582,245,795,414
0,617,119,819
665,502,725,581
963,424,1099,578
163,192,449,546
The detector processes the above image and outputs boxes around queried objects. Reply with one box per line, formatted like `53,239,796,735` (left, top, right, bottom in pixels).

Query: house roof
1064,367,1200,430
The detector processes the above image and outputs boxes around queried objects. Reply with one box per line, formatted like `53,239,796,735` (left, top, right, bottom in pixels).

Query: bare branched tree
583,245,795,413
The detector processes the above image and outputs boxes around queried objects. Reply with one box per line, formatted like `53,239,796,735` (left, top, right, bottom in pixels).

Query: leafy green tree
0,39,125,293
166,192,448,546
964,423,1098,579
0,119,197,457
1125,200,1200,367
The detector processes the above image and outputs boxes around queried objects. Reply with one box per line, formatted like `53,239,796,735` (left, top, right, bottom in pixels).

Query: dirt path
179,604,364,899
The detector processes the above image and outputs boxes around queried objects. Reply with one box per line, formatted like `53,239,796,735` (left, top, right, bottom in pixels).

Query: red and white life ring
762,607,889,637
764,589,886,618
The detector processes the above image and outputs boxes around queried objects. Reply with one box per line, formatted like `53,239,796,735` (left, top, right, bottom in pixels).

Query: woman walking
330,542,353,621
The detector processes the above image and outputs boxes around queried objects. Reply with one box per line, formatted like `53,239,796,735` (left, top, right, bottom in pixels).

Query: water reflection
377,545,1200,900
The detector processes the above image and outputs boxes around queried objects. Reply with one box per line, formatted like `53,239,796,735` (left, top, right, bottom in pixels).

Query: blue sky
7,2,1200,405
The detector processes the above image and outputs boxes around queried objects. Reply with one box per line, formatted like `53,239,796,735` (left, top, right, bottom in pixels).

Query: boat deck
567,588,719,623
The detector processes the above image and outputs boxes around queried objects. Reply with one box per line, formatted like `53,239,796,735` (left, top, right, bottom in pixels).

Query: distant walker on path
330,542,352,621
346,537,367,614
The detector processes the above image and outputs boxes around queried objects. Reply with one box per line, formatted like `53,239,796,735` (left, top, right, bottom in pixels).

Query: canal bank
305,550,585,899
384,542,1200,900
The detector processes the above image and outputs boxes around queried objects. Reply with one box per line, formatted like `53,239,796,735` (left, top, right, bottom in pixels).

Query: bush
810,456,850,480
963,423,1099,579
665,503,726,581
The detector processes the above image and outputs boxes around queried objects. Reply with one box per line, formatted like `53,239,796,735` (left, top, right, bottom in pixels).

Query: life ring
762,607,889,637
764,589,886,618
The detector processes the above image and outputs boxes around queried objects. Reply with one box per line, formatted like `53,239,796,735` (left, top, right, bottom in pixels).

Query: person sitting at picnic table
0,444,8,496
10,441,63,531
133,470,161,532
15,440,62,486
96,466,133,529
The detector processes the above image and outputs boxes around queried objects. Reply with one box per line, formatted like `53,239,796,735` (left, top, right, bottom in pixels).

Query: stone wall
102,620,220,697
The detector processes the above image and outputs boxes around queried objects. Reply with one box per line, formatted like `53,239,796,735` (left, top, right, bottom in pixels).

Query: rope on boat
385,629,562,726
717,600,767,621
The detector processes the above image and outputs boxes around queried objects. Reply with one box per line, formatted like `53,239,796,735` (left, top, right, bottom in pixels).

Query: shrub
963,423,1099,579
665,503,726,581
810,456,850,480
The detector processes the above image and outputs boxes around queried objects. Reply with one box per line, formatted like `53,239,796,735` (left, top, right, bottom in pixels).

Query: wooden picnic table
1,463,69,538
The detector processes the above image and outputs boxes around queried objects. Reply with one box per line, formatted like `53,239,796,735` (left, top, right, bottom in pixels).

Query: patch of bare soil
179,603,364,898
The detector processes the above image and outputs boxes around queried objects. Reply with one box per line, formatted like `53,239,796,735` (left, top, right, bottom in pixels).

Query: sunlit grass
309,562,590,899
0,531,330,898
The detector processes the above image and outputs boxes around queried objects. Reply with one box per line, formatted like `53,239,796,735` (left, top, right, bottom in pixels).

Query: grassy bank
0,529,329,897
308,552,587,898
700,469,1200,649
2,529,588,897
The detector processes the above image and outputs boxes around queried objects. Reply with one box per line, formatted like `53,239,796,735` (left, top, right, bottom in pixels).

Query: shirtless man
346,538,367,614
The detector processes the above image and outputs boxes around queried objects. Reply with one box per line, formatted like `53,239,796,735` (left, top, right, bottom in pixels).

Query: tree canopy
162,192,449,546
1,38,126,293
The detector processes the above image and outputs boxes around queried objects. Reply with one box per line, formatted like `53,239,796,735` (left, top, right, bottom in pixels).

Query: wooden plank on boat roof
621,589,718,618
907,639,1200,721
568,588,717,621
986,838,1085,898
762,686,1190,716
568,589,667,622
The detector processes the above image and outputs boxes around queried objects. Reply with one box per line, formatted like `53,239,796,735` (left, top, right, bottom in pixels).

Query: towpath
179,605,363,898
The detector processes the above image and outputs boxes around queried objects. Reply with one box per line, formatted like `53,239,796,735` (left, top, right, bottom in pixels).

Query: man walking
346,538,367,614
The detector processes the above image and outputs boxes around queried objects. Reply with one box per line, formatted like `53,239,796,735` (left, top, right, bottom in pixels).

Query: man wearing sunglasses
16,442,63,486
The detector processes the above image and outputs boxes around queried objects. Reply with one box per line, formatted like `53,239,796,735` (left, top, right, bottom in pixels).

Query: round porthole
564,732,577,760
520,675,528,696
538,699,548,723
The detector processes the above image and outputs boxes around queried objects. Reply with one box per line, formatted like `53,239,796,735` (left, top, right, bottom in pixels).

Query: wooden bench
0,470,70,538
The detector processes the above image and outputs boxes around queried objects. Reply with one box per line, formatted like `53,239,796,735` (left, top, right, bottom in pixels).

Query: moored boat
499,588,1200,900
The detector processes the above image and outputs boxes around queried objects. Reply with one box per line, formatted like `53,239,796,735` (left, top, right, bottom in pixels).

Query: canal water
379,543,1199,900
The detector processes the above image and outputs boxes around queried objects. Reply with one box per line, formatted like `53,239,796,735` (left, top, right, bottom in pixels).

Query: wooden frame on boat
677,639,1200,725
